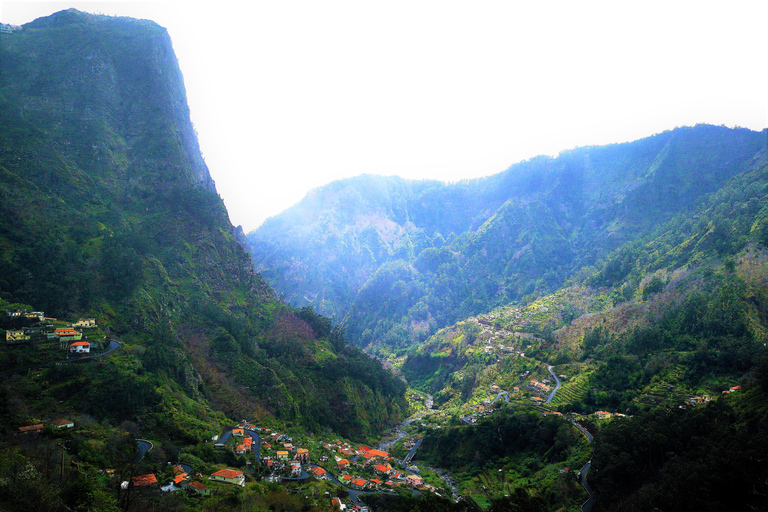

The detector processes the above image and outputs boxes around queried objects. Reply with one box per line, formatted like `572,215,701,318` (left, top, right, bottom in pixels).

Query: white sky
3,1,768,232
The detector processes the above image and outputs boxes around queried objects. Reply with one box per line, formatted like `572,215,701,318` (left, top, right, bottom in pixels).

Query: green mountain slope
0,9,407,441
248,125,767,353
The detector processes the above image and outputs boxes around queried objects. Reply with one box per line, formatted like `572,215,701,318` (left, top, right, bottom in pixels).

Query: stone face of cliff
0,9,408,440
5,8,214,189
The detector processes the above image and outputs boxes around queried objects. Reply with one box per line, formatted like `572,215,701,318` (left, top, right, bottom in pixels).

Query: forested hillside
248,126,767,354
0,9,407,443
394,159,768,510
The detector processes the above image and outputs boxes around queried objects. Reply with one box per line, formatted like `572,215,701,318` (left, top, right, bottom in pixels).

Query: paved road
579,461,596,512
492,391,510,404
543,365,562,405
572,421,594,443
0,339,121,376
134,439,153,464
218,428,261,463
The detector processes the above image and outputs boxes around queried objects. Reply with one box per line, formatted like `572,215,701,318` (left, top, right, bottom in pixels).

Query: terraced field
634,364,689,408
548,372,589,408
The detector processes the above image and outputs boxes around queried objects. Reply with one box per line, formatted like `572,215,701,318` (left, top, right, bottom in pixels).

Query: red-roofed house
69,341,90,354
310,466,327,480
18,423,44,435
363,448,389,461
210,468,245,486
51,327,82,341
337,459,350,470
188,481,210,496
351,478,368,490
132,474,157,487
296,448,309,463
374,463,391,475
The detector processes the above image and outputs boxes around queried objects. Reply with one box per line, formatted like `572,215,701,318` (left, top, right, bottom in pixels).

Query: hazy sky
3,1,767,232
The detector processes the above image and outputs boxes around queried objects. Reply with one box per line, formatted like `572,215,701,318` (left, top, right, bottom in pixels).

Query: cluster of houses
257,430,438,494
4,307,98,354
130,466,245,495
331,445,434,493
527,379,552,395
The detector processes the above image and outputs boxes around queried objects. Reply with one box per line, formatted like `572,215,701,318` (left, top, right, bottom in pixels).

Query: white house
69,341,90,354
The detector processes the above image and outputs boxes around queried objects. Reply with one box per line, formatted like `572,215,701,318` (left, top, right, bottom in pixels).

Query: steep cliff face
5,9,214,189
0,9,407,440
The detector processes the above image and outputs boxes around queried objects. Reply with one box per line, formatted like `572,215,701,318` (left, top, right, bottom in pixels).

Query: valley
1,7,768,512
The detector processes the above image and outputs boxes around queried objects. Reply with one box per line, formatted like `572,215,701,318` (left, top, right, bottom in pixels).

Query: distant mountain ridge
248,125,767,353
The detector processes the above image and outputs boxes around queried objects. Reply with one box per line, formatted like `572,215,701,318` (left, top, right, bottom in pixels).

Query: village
3,305,746,511
3,307,103,357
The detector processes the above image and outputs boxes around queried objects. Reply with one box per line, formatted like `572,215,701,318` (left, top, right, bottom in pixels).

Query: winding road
579,461,596,512
543,365,562,405
571,421,596,511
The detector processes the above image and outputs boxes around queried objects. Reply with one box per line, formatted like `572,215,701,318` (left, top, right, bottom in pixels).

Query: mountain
248,125,767,353
404,158,768,510
0,9,407,442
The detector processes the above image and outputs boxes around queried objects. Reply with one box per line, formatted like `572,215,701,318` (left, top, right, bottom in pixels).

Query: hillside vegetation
248,126,767,354
0,9,407,442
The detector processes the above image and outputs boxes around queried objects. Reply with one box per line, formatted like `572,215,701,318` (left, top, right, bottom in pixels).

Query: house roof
189,481,209,491
70,341,90,346
375,464,389,472
173,474,188,484
212,468,243,479
54,328,79,334
311,467,326,475
52,418,73,426
365,449,388,458
19,424,44,432
352,478,367,487
132,474,157,486
297,448,308,453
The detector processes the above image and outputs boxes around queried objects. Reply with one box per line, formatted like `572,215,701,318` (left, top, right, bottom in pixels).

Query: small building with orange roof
210,468,245,486
188,480,210,496
132,474,157,487
310,466,327,480
18,423,44,435
69,341,90,353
